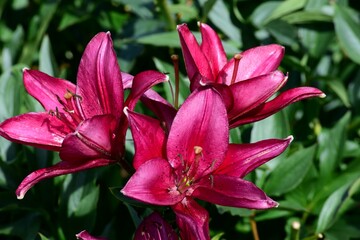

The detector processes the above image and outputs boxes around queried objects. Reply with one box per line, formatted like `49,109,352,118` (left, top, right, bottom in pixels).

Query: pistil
230,54,242,85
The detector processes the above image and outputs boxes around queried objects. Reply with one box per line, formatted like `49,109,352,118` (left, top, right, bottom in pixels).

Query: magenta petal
199,23,227,79
193,175,278,209
23,69,76,112
121,158,182,205
126,71,169,110
134,212,178,240
141,89,177,130
218,44,284,85
230,87,325,127
177,23,214,90
125,109,166,170
228,71,287,119
216,137,293,177
172,198,210,240
16,158,113,199
76,230,107,240
60,115,116,161
0,112,71,151
121,72,134,89
167,88,228,178
76,32,123,120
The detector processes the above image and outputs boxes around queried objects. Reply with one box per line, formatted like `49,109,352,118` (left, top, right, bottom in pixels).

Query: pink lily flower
134,212,178,240
0,32,168,199
177,23,325,128
122,88,293,240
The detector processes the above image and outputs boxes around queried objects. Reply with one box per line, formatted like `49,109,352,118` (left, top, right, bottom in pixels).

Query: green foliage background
0,0,360,239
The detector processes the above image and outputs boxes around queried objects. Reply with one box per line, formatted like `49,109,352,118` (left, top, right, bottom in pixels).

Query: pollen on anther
194,146,203,155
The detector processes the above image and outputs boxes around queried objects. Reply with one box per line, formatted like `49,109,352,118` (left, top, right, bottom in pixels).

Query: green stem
157,0,176,30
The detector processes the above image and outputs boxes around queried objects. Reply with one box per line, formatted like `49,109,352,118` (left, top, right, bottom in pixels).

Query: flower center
176,146,203,194
49,89,85,131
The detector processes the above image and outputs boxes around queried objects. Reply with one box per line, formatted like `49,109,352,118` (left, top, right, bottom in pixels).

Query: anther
230,54,242,85
171,54,180,109
194,146,203,155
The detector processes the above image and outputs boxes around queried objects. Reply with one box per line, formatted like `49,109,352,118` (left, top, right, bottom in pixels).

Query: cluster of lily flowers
0,23,324,240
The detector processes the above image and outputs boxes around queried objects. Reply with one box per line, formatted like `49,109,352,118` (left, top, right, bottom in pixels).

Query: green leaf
316,177,360,233
198,0,241,43
318,112,350,180
326,79,351,107
169,4,198,22
334,4,360,64
265,0,307,23
216,205,252,217
135,31,181,48
39,35,55,76
264,144,317,196
282,11,332,24
251,110,291,170
264,19,298,47
58,12,89,31
251,2,281,28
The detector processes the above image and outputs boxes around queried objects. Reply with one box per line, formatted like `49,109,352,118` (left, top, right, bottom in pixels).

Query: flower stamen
230,54,242,85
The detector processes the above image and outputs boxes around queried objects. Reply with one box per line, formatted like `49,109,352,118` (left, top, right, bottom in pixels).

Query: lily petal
167,88,228,179
125,109,166,169
60,115,116,161
228,71,287,119
230,87,325,127
23,69,76,112
193,175,278,209
217,44,284,85
76,32,123,120
121,158,182,205
0,112,71,151
215,137,293,177
16,158,113,199
125,71,169,110
121,72,134,89
172,198,210,240
141,89,177,130
199,22,227,79
177,23,214,90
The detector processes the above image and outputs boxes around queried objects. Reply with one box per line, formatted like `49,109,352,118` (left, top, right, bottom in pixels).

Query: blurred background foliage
0,0,360,239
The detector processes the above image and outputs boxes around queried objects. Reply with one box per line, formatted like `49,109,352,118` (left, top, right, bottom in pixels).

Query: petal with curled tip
0,112,71,151
215,137,293,177
199,22,227,78
172,198,210,240
125,109,166,170
193,175,278,209
59,115,116,161
121,158,183,205
167,88,228,179
23,69,76,112
230,87,325,127
217,44,284,85
227,71,287,119
16,158,113,199
125,71,169,110
76,32,123,120
177,23,214,90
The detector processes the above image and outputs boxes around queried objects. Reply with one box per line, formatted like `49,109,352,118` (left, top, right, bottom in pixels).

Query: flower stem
157,0,176,30
250,213,260,240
